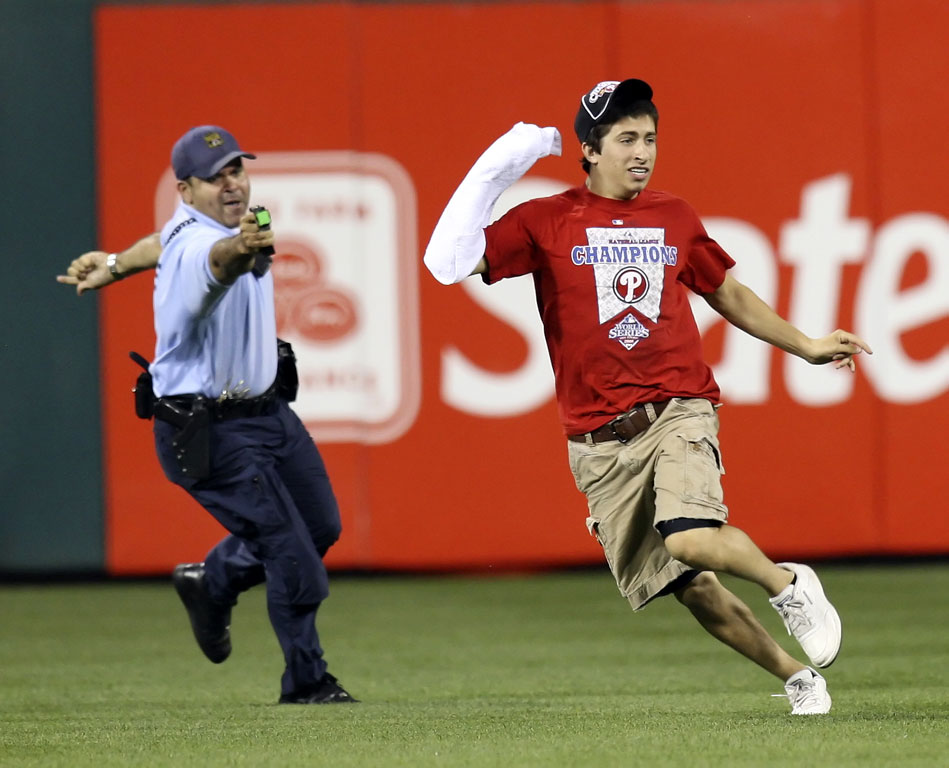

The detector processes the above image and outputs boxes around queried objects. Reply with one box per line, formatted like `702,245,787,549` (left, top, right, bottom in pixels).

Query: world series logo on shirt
609,313,650,350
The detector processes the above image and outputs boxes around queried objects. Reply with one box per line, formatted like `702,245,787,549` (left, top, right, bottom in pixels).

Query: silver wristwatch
106,253,124,280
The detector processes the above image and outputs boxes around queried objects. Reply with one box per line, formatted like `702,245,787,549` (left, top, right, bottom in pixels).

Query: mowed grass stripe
1,565,947,767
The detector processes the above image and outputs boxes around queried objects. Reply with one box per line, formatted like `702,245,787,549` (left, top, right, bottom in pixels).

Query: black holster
153,397,211,481
276,338,299,402
128,341,294,483
130,351,155,419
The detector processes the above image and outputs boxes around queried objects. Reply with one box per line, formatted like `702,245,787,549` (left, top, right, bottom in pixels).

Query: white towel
423,122,562,285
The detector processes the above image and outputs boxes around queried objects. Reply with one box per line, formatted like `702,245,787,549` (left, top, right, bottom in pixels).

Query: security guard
148,125,355,704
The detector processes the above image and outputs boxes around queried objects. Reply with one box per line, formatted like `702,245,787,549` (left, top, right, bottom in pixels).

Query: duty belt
568,400,671,445
156,384,278,424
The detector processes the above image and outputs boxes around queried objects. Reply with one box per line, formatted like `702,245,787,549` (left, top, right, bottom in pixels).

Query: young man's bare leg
665,524,843,669
674,571,802,681
663,524,792,596
675,572,833,715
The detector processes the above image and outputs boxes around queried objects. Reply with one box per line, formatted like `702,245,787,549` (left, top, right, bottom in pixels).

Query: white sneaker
770,562,842,668
776,667,832,715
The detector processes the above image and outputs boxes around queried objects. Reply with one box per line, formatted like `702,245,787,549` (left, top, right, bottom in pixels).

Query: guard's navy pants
155,399,341,697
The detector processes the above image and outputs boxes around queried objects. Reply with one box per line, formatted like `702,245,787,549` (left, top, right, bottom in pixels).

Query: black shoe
172,562,232,664
278,673,359,704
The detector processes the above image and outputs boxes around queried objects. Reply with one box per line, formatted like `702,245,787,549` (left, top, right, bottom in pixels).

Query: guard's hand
806,329,873,371
237,211,275,254
55,251,112,296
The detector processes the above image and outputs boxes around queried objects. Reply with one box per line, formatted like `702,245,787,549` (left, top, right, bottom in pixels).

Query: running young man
423,79,872,715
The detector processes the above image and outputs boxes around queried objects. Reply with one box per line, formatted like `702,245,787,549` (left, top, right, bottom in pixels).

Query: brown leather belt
568,400,671,445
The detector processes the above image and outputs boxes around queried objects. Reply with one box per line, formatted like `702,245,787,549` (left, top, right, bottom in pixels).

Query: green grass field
1,564,947,767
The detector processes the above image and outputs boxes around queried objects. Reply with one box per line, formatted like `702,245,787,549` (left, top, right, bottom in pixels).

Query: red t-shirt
483,185,734,435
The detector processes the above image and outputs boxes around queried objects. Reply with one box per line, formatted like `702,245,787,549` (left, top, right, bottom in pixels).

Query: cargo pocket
586,515,601,541
568,445,617,496
681,435,725,507
585,514,617,574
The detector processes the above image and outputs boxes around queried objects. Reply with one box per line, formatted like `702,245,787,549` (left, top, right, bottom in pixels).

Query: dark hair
580,100,659,174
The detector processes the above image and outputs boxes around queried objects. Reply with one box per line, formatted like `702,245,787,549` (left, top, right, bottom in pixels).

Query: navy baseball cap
574,79,654,142
171,125,257,180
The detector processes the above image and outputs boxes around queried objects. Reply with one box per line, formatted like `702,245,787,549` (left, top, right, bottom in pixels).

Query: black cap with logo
574,79,654,143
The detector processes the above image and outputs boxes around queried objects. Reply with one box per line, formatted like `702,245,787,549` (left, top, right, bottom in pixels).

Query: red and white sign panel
95,0,949,574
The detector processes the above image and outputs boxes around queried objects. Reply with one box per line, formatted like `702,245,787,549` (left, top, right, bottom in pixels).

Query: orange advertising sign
95,0,949,574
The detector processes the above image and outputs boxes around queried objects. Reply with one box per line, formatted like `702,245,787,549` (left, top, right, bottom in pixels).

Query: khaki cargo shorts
567,398,728,610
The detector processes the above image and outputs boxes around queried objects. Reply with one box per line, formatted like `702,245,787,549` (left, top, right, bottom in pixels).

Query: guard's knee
261,531,330,606
277,552,329,605
314,518,341,553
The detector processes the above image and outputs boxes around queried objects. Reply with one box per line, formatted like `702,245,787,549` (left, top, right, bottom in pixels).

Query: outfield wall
0,0,102,573
94,0,949,573
3,0,947,574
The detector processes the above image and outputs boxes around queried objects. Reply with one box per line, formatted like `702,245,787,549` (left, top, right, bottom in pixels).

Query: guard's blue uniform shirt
151,202,277,398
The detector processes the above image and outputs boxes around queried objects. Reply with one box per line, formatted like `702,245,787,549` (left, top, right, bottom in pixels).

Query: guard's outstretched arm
56,233,161,295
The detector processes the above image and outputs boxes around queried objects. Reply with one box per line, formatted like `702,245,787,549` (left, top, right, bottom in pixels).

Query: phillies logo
613,266,649,304
588,81,619,103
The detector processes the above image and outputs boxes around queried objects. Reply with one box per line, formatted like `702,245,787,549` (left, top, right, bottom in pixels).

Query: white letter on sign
691,217,777,404
780,174,870,406
856,213,949,403
441,178,563,417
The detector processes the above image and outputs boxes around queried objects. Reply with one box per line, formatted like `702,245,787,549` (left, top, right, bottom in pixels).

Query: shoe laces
774,594,814,637
773,676,823,712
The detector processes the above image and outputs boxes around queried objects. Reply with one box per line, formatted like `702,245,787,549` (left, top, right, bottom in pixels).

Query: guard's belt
156,384,278,423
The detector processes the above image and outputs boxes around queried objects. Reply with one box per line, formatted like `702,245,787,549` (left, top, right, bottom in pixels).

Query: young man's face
583,115,657,200
177,160,250,228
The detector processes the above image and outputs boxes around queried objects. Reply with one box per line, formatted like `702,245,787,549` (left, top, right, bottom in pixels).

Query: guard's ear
177,178,193,203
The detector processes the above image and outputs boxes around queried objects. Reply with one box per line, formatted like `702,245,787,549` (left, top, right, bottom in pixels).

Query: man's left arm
704,272,872,371
56,233,161,295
